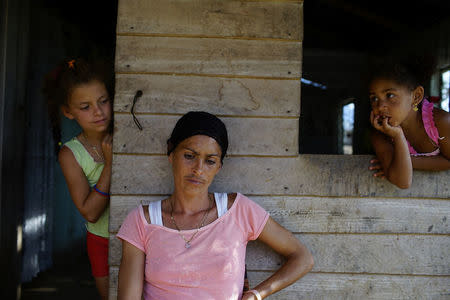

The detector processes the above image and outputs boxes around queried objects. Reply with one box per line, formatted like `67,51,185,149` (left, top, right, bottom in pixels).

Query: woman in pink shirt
117,111,314,300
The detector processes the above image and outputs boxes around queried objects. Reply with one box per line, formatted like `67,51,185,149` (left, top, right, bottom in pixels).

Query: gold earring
413,104,418,111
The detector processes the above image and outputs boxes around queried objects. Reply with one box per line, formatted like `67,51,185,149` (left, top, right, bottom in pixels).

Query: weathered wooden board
109,233,449,275
248,272,450,300
108,268,450,300
115,36,302,77
111,155,450,198
109,236,120,266
257,196,449,234
109,267,119,300
114,74,300,116
113,114,298,155
117,0,303,40
109,195,450,234
246,234,450,275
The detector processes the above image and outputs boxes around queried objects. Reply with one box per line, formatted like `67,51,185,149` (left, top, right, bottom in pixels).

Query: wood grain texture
248,272,450,299
111,155,450,198
246,234,450,275
114,74,300,116
113,114,298,155
115,36,302,77
109,233,449,275
109,267,119,300
117,0,303,40
109,195,450,234
108,267,450,300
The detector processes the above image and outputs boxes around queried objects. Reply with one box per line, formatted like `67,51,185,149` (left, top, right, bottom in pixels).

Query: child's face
369,78,420,127
62,80,112,134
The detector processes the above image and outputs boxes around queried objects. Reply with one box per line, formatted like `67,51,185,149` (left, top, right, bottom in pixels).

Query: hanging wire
131,90,143,130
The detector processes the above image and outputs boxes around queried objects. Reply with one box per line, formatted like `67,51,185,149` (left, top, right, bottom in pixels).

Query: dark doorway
1,1,117,299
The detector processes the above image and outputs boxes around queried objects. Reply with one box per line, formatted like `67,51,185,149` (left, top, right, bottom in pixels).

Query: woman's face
169,135,222,194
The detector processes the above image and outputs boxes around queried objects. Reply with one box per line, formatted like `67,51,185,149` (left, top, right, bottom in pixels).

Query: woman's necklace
170,196,213,249
81,133,104,162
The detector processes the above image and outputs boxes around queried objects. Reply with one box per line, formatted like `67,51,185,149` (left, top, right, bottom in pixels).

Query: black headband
167,111,228,162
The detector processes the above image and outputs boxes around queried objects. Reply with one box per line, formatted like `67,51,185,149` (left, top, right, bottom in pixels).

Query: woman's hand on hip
242,292,257,300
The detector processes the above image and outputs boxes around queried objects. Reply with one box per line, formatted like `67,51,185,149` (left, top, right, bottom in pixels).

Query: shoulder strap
406,140,418,155
215,193,228,217
148,201,163,226
421,98,441,145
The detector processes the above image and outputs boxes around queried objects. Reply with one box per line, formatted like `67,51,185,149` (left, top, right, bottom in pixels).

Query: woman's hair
167,111,229,163
42,58,113,155
367,51,437,91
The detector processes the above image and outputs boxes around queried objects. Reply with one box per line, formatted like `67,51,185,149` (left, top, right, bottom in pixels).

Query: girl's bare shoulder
434,108,450,133
58,145,81,172
58,145,73,162
433,108,450,158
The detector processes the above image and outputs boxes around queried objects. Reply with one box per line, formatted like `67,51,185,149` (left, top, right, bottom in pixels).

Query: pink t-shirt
117,193,269,300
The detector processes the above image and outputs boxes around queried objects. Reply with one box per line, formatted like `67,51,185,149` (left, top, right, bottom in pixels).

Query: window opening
441,69,449,112
342,102,355,154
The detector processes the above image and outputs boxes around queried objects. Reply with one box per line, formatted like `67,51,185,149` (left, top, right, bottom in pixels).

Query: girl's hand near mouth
370,111,403,139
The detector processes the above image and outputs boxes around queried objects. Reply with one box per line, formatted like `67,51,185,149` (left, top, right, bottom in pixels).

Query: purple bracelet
93,184,110,197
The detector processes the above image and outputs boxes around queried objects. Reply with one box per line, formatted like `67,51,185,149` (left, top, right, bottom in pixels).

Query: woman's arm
242,217,314,299
118,241,145,300
370,112,412,189
58,134,112,222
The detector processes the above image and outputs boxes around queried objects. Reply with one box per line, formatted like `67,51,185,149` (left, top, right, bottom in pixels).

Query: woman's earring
413,104,418,111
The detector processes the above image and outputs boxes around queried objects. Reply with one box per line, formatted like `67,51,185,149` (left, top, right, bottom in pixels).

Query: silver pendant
185,242,191,249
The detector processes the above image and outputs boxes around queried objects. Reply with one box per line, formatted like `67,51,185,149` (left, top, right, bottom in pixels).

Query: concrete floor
21,252,99,300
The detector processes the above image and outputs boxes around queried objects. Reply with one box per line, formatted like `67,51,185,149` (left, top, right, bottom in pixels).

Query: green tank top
64,137,109,238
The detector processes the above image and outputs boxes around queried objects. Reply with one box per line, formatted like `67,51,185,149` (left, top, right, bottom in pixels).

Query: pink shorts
86,231,109,277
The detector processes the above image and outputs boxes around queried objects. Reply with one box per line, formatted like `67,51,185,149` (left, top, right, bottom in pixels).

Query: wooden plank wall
110,1,450,299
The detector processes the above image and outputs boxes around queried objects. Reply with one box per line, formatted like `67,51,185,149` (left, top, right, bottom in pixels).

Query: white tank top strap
214,192,228,217
148,200,163,226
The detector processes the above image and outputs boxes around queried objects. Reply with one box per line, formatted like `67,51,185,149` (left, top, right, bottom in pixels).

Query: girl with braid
43,58,113,300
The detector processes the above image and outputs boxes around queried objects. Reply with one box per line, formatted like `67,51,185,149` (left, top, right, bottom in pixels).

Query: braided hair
167,111,229,163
